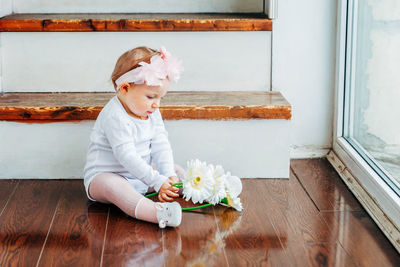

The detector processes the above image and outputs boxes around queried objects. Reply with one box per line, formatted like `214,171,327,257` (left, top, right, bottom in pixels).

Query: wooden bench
0,13,272,32
0,91,291,122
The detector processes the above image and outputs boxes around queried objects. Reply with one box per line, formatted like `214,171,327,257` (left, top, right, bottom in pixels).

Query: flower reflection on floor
165,209,243,267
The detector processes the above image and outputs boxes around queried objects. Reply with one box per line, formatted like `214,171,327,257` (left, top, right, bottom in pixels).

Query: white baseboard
290,145,330,159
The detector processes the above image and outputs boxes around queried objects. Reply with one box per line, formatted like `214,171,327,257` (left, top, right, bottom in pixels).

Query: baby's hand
158,178,179,202
169,176,179,184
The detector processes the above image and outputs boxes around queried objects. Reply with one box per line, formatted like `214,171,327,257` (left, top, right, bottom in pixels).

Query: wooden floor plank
260,171,355,266
37,180,108,267
0,180,18,217
321,211,400,267
263,171,332,243
102,206,165,267
0,180,63,267
0,159,398,266
291,158,363,211
163,200,227,267
213,179,287,266
301,242,357,267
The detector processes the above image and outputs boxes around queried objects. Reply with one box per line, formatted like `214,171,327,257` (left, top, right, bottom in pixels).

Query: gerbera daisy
224,172,242,198
182,159,214,204
206,164,227,204
221,193,243,212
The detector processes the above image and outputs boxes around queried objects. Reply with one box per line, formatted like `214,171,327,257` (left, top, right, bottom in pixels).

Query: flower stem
145,192,158,198
145,182,214,211
182,203,213,211
172,182,183,188
145,182,183,198
220,197,228,205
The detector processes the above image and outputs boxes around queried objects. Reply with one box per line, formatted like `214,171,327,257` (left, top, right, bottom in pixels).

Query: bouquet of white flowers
146,159,243,211
180,159,243,211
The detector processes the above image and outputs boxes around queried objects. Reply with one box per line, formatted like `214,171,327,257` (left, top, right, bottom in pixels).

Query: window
344,0,400,195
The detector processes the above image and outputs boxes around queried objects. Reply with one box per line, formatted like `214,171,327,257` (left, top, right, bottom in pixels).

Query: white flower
206,164,227,204
230,195,243,211
224,172,242,198
224,193,243,212
182,159,214,204
223,173,243,211
181,159,243,211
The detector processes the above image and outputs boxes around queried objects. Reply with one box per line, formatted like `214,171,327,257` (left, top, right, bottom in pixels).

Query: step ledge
0,91,291,121
0,13,272,32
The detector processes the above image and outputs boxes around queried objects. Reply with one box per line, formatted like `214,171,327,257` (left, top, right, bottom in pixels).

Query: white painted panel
273,0,337,156
2,32,271,92
0,0,12,17
0,119,290,178
166,120,290,178
13,0,262,13
0,121,92,178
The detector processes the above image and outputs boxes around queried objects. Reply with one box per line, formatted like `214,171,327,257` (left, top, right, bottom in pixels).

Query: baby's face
122,79,170,119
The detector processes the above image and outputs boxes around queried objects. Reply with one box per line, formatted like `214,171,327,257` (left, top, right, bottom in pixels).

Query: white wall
0,120,290,178
0,0,12,17
0,0,12,93
12,0,262,13
1,32,271,92
0,0,338,159
272,0,337,158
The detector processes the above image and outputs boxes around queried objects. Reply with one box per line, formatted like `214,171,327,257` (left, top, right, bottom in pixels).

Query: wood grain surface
0,180,18,217
0,180,63,267
37,180,108,267
261,171,358,266
164,205,227,267
0,13,272,32
0,160,399,266
215,179,288,266
0,91,291,121
291,158,363,211
321,211,400,267
102,206,164,267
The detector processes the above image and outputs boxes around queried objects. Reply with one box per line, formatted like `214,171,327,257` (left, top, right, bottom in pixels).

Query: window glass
346,0,400,192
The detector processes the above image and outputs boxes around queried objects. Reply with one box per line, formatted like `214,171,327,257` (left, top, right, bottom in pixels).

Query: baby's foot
155,202,182,228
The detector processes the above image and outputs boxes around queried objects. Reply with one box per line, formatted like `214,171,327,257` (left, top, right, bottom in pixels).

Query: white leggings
87,165,185,222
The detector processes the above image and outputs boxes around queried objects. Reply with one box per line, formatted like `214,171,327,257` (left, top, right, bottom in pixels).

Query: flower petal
225,172,242,198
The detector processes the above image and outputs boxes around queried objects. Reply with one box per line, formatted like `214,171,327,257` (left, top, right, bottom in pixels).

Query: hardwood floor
0,159,399,266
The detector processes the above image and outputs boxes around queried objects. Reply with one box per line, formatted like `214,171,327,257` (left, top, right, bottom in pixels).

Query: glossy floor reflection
0,159,399,266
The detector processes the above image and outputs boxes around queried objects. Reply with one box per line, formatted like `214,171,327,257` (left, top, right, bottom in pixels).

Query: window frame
333,0,400,230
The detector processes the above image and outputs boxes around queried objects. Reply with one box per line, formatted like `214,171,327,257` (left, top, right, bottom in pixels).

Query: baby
83,46,184,228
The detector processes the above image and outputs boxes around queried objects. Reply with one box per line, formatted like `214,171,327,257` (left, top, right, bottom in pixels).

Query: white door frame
330,0,400,252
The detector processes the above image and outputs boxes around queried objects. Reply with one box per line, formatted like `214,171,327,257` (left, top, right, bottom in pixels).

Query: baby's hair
111,46,160,90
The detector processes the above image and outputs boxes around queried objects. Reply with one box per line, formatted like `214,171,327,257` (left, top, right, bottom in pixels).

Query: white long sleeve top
83,96,176,193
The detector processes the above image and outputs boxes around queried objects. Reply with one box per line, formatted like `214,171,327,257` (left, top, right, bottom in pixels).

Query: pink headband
115,46,184,88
